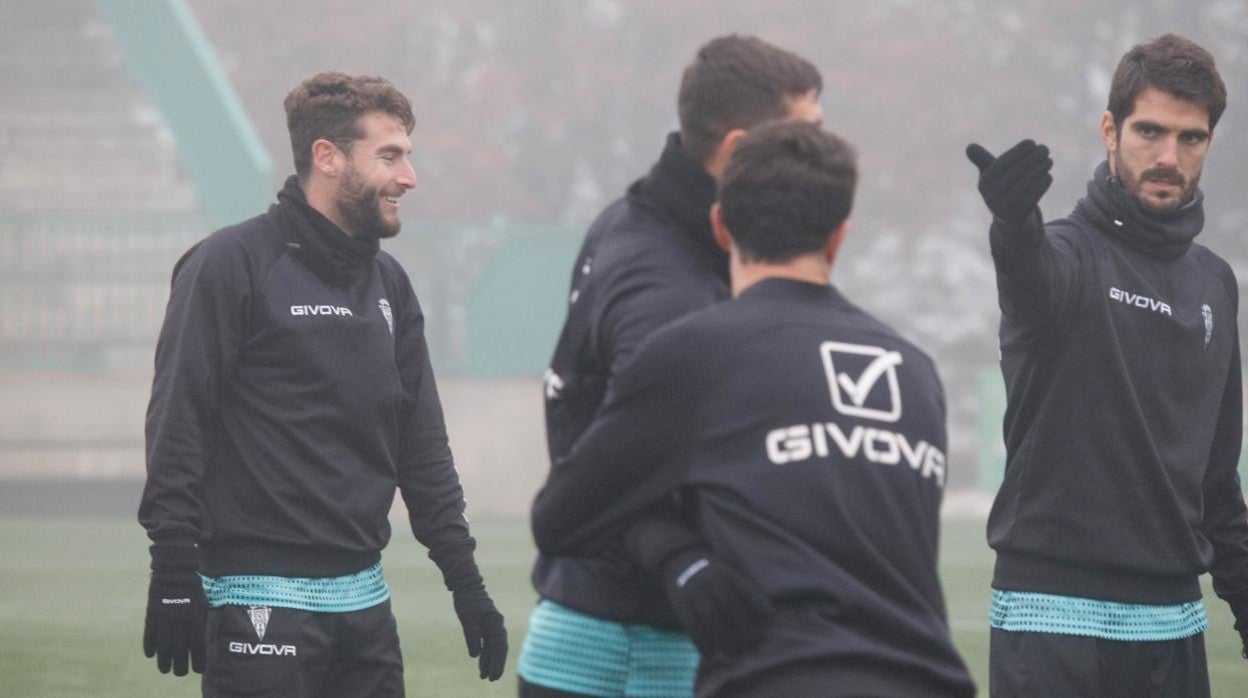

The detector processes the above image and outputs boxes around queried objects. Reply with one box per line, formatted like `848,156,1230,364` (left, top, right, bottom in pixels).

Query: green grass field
0,516,1243,697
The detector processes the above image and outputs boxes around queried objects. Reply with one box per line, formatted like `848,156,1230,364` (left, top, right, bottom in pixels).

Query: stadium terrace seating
0,0,204,370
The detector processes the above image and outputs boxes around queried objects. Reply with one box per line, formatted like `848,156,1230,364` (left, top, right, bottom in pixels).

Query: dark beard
1113,150,1198,216
338,167,400,240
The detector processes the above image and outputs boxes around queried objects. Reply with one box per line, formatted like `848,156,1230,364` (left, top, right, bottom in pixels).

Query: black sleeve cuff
428,538,482,592
149,544,198,573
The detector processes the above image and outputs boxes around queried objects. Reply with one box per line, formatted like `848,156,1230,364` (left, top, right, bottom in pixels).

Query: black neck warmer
1076,160,1204,260
275,175,379,286
633,133,727,274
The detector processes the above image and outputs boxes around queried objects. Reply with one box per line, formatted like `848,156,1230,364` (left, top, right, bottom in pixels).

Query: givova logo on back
764,341,945,486
765,422,946,487
821,341,903,422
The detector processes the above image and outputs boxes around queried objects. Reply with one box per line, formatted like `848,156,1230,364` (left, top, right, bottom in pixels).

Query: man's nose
1155,137,1180,168
397,159,418,189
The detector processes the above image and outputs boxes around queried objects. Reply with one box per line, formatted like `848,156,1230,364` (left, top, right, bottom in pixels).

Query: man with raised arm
966,34,1248,697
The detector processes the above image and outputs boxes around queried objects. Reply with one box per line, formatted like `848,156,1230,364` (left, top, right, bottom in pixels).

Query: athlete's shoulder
853,305,939,372
623,302,718,365
587,215,722,314
1044,213,1097,247
586,185,699,267
207,209,283,249
1188,242,1238,306
373,248,411,284
173,211,281,279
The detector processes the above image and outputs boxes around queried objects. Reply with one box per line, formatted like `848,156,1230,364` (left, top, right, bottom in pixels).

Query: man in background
520,34,824,697
967,34,1248,696
533,120,975,697
140,71,506,696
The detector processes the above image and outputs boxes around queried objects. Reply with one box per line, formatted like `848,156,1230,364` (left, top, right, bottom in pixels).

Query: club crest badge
378,298,394,336
1202,304,1213,347
247,606,271,641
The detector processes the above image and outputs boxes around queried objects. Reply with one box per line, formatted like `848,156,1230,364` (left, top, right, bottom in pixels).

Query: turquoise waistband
518,599,698,697
990,588,1207,641
201,562,389,613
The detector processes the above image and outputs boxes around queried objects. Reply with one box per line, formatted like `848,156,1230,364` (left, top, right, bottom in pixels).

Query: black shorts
989,628,1209,698
202,600,404,697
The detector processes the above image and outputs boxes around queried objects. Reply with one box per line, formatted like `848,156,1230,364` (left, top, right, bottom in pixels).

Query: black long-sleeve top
139,191,473,578
987,162,1248,608
533,279,974,697
533,132,729,626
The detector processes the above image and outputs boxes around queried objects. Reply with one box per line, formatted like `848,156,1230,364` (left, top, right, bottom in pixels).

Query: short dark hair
1107,34,1226,131
678,35,823,165
284,72,415,180
718,121,857,263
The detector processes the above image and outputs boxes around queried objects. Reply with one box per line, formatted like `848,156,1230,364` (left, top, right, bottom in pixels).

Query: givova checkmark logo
820,341,903,422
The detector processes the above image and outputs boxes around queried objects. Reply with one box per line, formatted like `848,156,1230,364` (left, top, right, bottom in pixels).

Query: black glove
1227,592,1248,660
626,513,773,659
142,544,207,676
452,584,508,680
966,140,1053,227
431,540,508,681
660,546,774,658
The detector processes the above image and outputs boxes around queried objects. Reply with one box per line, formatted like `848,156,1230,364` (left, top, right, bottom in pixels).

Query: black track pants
202,600,404,697
989,628,1209,698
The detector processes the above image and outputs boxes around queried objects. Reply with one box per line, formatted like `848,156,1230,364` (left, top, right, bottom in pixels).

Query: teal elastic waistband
990,588,1208,641
518,600,698,697
201,562,389,613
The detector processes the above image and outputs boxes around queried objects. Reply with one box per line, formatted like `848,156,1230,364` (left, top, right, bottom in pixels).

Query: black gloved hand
1226,592,1248,660
431,539,508,681
966,140,1053,227
142,544,207,676
451,584,508,680
660,545,774,659
625,512,773,659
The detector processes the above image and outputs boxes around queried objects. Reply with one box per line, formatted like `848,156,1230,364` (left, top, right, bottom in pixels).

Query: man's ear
311,138,343,178
719,128,747,162
1099,111,1118,158
711,202,733,253
825,219,850,265
705,128,748,179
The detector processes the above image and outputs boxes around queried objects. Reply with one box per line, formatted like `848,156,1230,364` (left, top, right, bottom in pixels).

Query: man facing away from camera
532,120,975,697
139,72,506,696
966,33,1248,697
518,35,823,698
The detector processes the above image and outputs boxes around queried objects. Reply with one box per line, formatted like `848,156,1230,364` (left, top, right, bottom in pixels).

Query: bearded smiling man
966,34,1248,697
138,72,507,696
328,111,410,238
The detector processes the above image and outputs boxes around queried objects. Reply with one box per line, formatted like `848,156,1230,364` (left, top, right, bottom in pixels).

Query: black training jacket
532,133,730,627
139,204,472,578
533,279,975,697
987,164,1248,607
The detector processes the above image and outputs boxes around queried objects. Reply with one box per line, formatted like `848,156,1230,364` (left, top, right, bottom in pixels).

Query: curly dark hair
283,72,414,180
1107,34,1226,131
718,121,857,263
678,35,822,166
